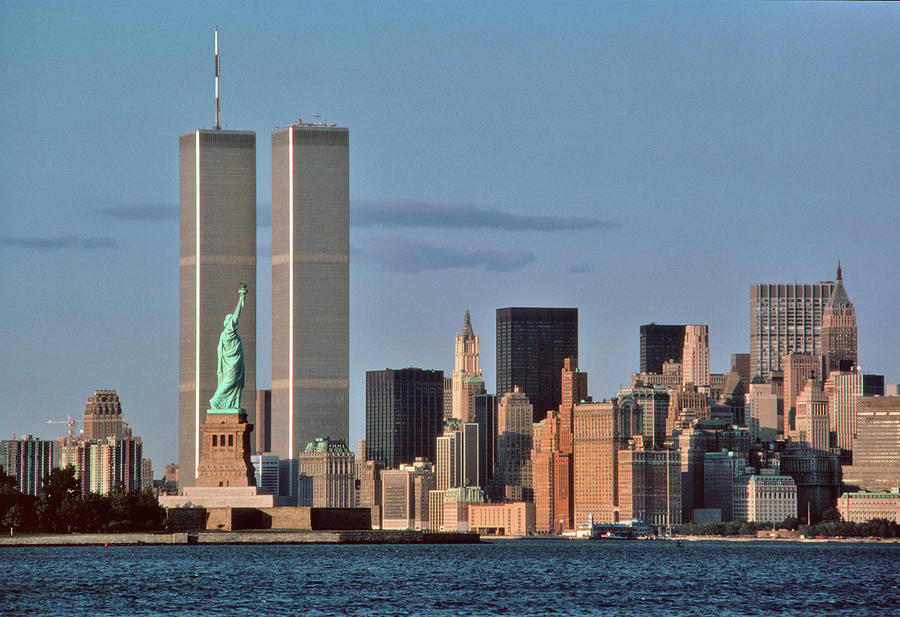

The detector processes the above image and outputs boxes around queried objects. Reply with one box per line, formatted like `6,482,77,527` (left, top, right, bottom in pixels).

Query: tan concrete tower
271,121,349,502
178,129,256,490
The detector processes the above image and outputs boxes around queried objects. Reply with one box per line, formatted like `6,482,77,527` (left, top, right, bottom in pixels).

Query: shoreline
0,530,482,546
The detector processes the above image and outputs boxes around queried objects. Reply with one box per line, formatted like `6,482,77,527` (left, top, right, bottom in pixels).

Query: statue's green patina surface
208,283,247,414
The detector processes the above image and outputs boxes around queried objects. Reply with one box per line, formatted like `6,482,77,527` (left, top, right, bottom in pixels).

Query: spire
214,29,221,130
461,309,474,337
826,263,852,310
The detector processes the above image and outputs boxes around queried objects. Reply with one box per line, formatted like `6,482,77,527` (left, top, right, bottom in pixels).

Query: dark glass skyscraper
639,324,685,374
496,307,578,422
365,368,444,469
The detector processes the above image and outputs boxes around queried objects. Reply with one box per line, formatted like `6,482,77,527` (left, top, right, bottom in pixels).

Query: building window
212,435,218,447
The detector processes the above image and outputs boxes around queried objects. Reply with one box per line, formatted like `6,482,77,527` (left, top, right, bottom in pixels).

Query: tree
36,465,83,533
2,504,23,535
822,507,841,522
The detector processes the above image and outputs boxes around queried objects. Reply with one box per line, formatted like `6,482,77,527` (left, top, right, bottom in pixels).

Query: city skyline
2,3,899,470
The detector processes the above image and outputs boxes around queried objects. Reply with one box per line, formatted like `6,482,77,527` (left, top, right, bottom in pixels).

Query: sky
2,2,898,472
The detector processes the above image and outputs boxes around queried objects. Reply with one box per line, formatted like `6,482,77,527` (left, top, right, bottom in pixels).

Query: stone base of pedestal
160,486,275,509
195,411,256,488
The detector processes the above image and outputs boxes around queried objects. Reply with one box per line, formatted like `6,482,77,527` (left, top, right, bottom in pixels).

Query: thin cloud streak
567,262,594,274
95,204,178,222
352,199,618,231
354,237,534,273
0,235,118,250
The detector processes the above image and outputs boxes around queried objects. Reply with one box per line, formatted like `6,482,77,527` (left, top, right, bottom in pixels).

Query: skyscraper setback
271,122,350,499
178,128,257,489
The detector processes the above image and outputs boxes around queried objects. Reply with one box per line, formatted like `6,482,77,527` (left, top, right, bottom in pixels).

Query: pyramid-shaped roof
826,262,853,310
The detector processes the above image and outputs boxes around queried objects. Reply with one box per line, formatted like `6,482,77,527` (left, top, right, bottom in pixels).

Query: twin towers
177,123,349,501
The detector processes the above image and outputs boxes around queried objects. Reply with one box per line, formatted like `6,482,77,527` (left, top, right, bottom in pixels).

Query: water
2,539,898,616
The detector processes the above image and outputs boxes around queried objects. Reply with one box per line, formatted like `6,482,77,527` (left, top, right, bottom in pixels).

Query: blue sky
2,2,898,470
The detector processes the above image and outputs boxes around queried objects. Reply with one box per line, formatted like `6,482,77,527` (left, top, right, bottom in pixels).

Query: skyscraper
496,307,578,422
178,128,256,489
451,311,484,423
821,263,857,377
639,324,686,374
83,390,124,441
365,368,444,470
271,121,350,499
749,279,835,381
681,325,709,390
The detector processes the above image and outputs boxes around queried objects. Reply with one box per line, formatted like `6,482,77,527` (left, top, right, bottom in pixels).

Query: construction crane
46,415,77,442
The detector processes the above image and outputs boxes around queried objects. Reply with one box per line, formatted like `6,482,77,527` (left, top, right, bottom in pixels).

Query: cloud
94,204,178,222
0,235,118,250
567,262,594,274
354,236,535,273
352,199,618,231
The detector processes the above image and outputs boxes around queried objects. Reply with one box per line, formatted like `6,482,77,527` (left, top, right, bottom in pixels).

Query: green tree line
673,510,900,538
0,465,166,534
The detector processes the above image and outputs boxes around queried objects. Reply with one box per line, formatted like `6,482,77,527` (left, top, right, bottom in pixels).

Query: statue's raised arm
232,282,248,327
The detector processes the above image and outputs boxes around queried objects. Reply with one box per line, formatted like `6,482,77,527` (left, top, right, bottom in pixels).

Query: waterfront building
442,485,486,532
573,399,640,525
841,396,900,492
821,263,857,377
468,502,536,536
750,279,835,381
837,491,900,523
297,437,355,508
639,324,686,374
365,368,444,470
451,311,484,423
1,435,58,496
496,307,578,421
682,325,710,391
617,446,682,527
250,453,279,495
178,127,257,490
380,459,434,531
494,387,534,501
531,409,563,533
733,472,797,524
271,121,350,500
703,451,749,522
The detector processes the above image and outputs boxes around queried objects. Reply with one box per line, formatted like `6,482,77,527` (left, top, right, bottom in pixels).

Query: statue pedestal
195,409,257,488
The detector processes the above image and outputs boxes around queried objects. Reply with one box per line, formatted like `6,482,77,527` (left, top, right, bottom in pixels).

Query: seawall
0,530,481,546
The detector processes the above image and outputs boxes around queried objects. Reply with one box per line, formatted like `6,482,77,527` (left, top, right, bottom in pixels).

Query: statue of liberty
209,283,248,412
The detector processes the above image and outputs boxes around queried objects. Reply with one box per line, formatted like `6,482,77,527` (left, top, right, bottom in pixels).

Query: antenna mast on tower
214,28,221,130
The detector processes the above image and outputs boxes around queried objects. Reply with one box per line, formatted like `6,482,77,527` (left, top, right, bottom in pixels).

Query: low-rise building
734,472,797,523
837,491,900,523
468,502,535,536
